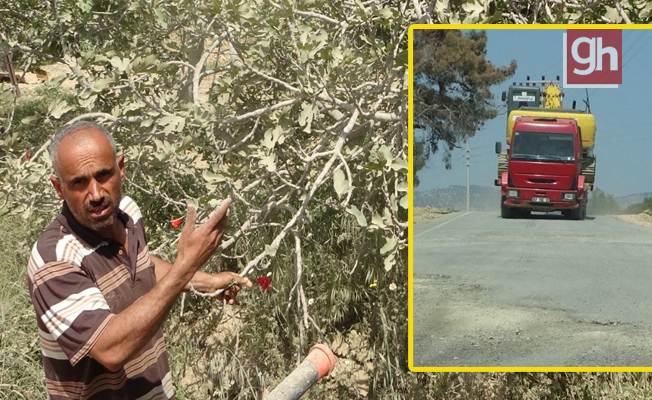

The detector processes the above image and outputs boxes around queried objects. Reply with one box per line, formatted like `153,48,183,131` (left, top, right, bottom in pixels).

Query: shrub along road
413,211,652,367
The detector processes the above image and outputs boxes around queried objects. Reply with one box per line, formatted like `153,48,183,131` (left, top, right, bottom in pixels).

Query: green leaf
203,170,228,183
131,55,158,73
140,119,154,128
347,205,367,227
399,194,408,210
78,0,92,13
48,100,72,119
380,235,397,255
371,213,386,228
333,169,350,197
181,135,193,148
154,8,168,28
390,158,408,172
298,102,314,132
238,3,257,20
384,252,396,272
79,94,97,110
603,6,622,22
396,180,408,192
109,57,130,73
641,2,652,18
159,115,186,134
91,76,118,92
378,145,393,166
21,115,39,125
262,126,283,149
264,244,278,257
260,154,277,172
461,1,484,22
374,7,394,19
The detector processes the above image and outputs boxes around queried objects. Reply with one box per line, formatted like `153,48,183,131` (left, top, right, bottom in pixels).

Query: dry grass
615,212,652,229
0,212,48,400
413,206,455,227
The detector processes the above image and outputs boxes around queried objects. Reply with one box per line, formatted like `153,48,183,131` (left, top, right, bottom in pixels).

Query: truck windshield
510,90,538,110
511,131,575,162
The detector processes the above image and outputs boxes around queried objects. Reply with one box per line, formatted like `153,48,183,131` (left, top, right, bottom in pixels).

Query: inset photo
410,25,652,371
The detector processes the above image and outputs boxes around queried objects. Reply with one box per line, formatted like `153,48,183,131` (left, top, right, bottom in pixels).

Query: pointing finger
207,198,232,230
183,203,196,234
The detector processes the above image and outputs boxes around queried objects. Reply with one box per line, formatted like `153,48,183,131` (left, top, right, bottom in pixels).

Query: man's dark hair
49,121,117,177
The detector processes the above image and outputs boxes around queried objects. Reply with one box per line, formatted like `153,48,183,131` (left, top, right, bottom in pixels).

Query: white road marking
414,211,472,237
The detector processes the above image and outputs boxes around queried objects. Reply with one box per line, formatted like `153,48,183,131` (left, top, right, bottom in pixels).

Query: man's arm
88,200,249,371
151,255,247,304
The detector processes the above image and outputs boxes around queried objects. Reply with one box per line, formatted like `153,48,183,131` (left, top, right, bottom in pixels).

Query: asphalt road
412,211,652,368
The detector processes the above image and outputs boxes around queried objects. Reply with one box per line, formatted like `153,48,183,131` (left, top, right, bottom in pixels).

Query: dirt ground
1,63,73,93
413,206,455,226
414,206,652,229
3,62,216,103
615,212,652,228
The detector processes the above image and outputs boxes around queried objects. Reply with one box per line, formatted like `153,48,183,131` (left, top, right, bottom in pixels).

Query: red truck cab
496,117,587,220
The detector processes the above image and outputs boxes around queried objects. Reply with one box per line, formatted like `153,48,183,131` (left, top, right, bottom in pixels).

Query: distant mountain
413,185,501,211
614,192,652,209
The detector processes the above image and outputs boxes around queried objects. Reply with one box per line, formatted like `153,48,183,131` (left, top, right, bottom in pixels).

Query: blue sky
414,28,652,197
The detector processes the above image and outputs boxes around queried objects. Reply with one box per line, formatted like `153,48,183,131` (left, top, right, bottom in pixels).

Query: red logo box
565,29,622,86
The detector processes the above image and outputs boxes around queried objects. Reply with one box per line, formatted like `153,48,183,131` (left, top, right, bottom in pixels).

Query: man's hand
193,271,253,304
173,199,231,284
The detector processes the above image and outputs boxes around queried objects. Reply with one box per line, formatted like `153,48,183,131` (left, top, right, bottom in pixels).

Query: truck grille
529,178,555,184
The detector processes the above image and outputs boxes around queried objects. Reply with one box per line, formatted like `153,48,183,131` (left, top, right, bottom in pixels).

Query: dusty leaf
333,169,350,197
347,205,367,227
380,235,397,255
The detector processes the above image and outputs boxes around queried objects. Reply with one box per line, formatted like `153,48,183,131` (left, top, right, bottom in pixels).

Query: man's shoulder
33,217,68,260
28,216,76,279
119,195,143,224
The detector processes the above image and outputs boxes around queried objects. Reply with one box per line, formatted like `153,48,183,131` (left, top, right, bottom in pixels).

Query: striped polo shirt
27,196,174,400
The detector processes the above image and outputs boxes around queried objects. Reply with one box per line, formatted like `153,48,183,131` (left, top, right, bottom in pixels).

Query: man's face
50,128,125,234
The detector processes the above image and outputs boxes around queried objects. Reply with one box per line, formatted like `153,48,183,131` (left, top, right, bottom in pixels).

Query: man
27,121,251,399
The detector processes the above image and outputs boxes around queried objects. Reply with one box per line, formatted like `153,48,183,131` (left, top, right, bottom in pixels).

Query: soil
1,63,74,94
413,206,455,226
3,62,216,103
615,212,652,228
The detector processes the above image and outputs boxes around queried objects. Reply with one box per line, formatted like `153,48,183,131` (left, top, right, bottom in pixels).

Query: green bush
0,212,48,400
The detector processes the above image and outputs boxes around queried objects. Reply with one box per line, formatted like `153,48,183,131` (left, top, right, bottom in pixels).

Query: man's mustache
85,197,112,212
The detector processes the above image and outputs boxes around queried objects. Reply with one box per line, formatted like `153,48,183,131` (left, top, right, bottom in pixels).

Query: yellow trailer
506,108,596,150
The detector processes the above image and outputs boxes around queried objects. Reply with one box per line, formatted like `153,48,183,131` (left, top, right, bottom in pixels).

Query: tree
412,29,516,186
588,188,623,215
625,197,652,215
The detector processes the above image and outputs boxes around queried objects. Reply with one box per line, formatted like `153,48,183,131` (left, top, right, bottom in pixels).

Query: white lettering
571,36,619,75
571,37,595,75
596,37,618,71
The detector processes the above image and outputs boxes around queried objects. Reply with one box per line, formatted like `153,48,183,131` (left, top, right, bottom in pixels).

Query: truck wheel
570,200,586,220
500,197,512,218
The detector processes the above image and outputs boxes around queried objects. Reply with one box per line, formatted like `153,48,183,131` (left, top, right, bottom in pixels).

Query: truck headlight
507,190,520,198
562,193,576,201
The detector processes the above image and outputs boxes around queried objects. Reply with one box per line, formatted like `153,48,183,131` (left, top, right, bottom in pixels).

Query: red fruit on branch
24,151,31,162
171,217,183,228
257,276,272,292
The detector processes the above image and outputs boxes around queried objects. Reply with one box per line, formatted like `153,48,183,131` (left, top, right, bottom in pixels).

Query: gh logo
563,29,622,88
571,37,618,75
